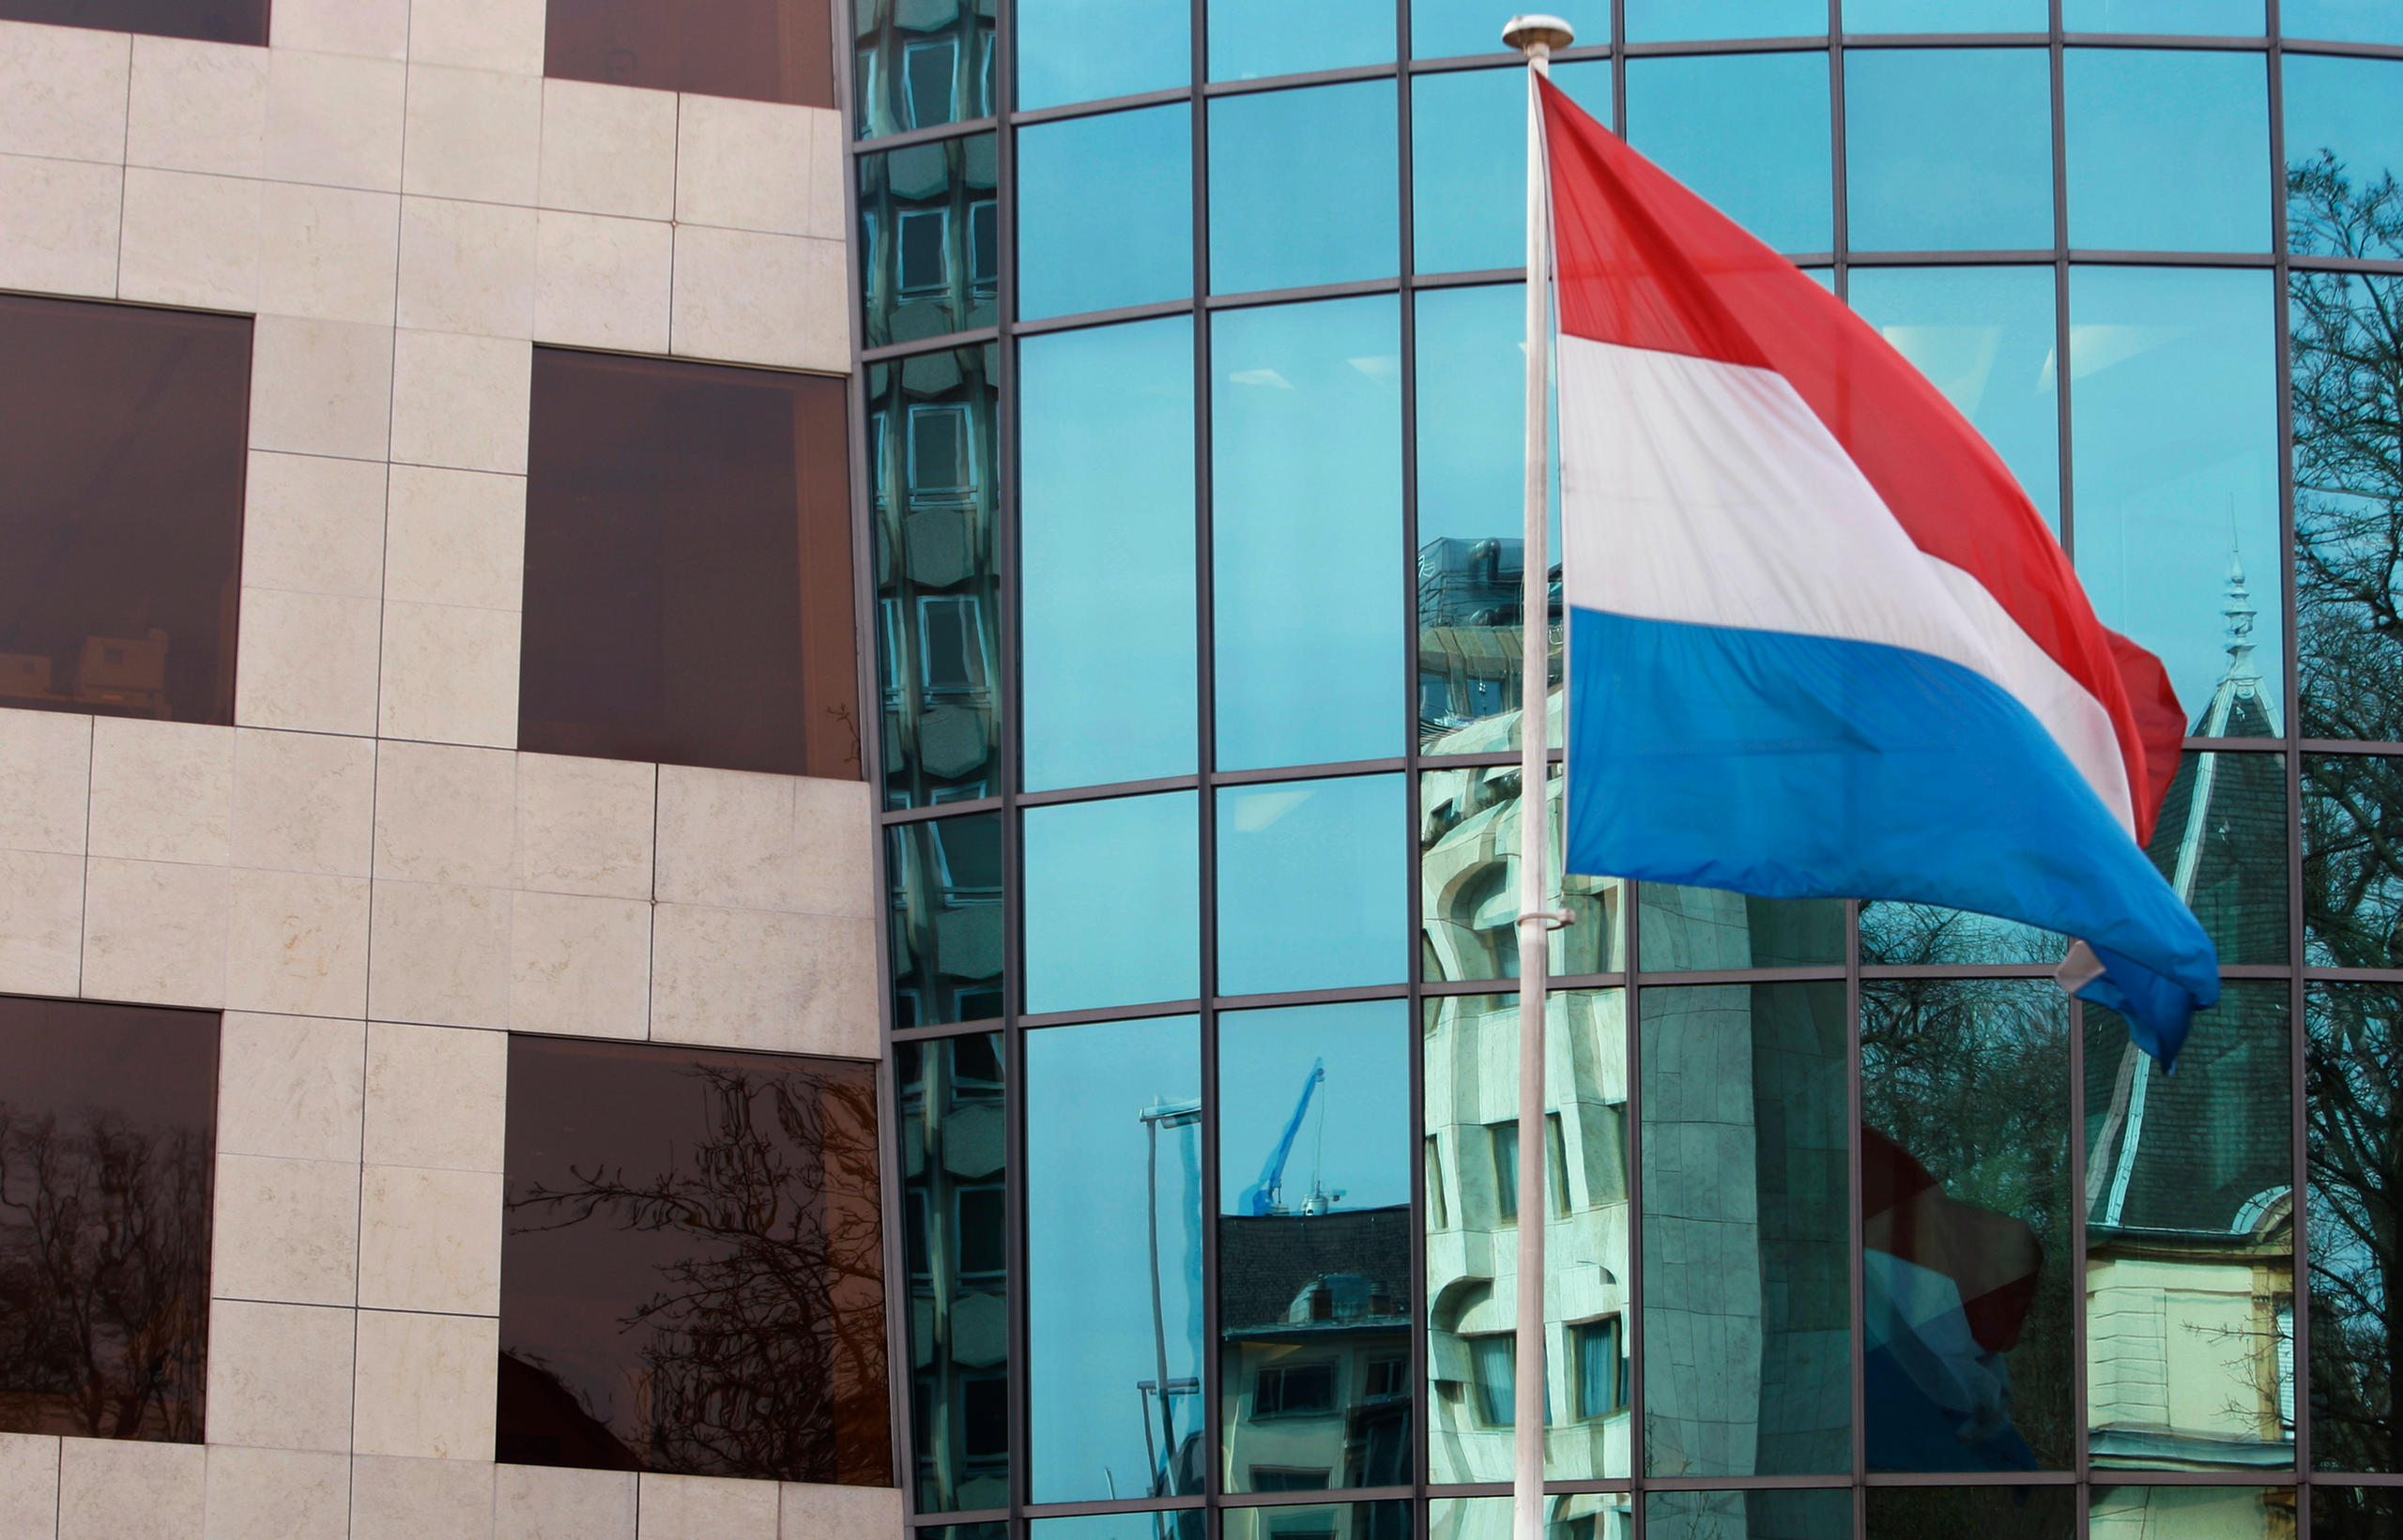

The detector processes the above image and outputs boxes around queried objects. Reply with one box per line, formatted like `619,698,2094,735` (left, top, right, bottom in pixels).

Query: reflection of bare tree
511,1064,891,1485
2305,986,2399,1474
0,1108,209,1441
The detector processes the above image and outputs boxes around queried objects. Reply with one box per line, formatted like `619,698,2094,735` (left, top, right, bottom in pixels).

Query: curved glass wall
849,5,2403,1534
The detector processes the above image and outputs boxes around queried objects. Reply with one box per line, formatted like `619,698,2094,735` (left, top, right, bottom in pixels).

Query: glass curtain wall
851,2,2403,1535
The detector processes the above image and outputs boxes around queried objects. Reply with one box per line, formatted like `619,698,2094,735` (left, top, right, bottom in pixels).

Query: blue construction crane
1240,1059,1325,1217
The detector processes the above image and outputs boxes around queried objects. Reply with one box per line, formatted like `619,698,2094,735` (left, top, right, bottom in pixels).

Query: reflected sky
1412,62,1612,278
2284,54,2403,222
1014,0,1186,111
1844,0,2043,27
1847,266,2059,529
1210,83,1399,296
1416,282,1559,551
1209,0,1392,81
2064,49,2269,252
1624,52,1832,254
1625,0,1824,41
1020,317,1197,790
1217,775,1409,997
1218,1000,1411,1215
2068,266,2280,721
1844,49,2051,253
1027,1015,1203,1503
2284,0,2403,43
2061,0,2262,32
1023,792,1201,1014
1412,0,1606,57
1016,106,1190,320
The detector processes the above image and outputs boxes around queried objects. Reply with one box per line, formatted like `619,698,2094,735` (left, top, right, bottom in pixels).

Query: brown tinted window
522,348,859,779
0,996,218,1442
545,0,833,109
0,0,265,43
0,296,250,726
499,1035,890,1484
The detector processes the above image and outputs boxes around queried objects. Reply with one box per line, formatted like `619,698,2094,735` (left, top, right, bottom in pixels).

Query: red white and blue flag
1538,78,2218,1066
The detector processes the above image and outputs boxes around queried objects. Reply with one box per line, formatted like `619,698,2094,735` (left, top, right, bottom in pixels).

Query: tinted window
0,296,249,727
499,1034,888,1483
0,996,218,1442
898,1034,1007,1510
0,0,264,43
546,0,833,108
521,347,858,779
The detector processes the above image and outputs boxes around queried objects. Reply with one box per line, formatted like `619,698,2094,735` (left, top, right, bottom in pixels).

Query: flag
1537,76,2217,1068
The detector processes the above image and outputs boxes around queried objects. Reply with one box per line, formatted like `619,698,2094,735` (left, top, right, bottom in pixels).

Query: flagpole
1502,18,1571,1540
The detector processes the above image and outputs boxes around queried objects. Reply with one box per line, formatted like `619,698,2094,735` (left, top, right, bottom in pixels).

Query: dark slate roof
1216,1206,1414,1334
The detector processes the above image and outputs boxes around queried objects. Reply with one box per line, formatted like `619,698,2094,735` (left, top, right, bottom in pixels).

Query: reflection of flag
1861,1126,2041,1471
1536,77,2217,1068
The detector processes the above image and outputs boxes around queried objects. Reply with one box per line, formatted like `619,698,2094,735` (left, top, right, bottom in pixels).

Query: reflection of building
1420,758,1622,981
1416,539,1561,749
901,1037,1010,1511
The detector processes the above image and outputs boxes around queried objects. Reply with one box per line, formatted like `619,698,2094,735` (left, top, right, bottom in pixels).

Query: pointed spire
2223,542,2258,685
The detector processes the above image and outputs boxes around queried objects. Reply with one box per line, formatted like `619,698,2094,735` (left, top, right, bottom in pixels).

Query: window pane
522,347,858,779
870,345,1001,807
1015,0,1188,110
0,998,215,1441
2287,55,2403,256
2084,983,2294,1471
1414,282,1561,753
1217,775,1407,997
1411,0,1607,58
2064,49,2270,252
861,133,999,348
2306,984,2400,1472
1018,105,1192,319
1646,1489,1851,1540
1208,0,1392,82
2319,1490,2403,1537
1844,49,2052,252
1021,318,1197,790
499,1036,888,1481
2144,750,2288,964
854,0,992,136
1033,1517,1203,1540
2092,1488,2288,1537
1218,1001,1413,1491
1209,83,1399,296
1861,980,2072,1471
2285,0,2403,43
1027,1015,1202,1502
1625,0,1825,40
1639,885,1845,969
2061,0,2262,32
898,1035,1006,1510
1222,1503,1413,1540
887,813,1004,1029
2068,266,2280,724
1624,52,1833,254
2306,755,2403,968
2295,268,2403,741
1411,62,1612,278
1420,765,1625,981
0,296,249,727
1641,983,1851,1477
1844,0,2044,28
1847,266,2060,529
0,0,264,43
1865,1487,2074,1538
1426,991,1630,1480
1859,902,2064,967
1431,1496,1634,1540
1023,791,1201,1014
1212,297,1403,770
546,0,833,107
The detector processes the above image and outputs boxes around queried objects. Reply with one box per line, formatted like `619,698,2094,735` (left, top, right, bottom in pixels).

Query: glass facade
851,4,2403,1534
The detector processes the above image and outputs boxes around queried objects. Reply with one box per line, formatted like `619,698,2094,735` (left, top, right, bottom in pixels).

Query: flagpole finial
1502,13,1574,55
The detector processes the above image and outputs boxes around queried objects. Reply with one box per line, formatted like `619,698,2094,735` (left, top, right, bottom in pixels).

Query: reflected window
0,998,216,1442
1844,49,2052,253
1027,1016,1202,1503
1020,318,1198,791
1023,792,1201,1014
1468,1334,1516,1425
899,1035,1008,1511
861,135,1000,348
2063,49,2270,252
521,348,856,778
498,1036,888,1482
546,0,832,106
1014,0,1187,111
0,296,249,727
0,0,263,41
1624,52,1832,254
1488,1121,1520,1223
1623,0,1823,40
1420,765,1624,981
1209,83,1400,297
2306,984,2400,1471
1018,106,1193,320
871,345,1001,808
1411,63,1613,278
1572,1318,1627,1419
1217,776,1407,998
888,813,1004,1029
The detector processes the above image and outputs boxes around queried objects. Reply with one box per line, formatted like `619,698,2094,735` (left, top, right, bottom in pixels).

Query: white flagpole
1501,18,1571,1540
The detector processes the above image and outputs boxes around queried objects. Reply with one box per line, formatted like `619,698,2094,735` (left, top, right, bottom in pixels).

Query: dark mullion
1191,0,1219,1515
864,328,1003,364
995,0,1028,1524
883,796,1004,824
1011,85,1191,125
865,114,1003,151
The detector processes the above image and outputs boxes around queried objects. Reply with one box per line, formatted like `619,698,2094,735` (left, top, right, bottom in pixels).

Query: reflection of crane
1241,1059,1343,1217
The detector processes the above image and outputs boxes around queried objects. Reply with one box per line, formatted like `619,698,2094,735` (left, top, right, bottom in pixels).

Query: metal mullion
1024,1498,1210,1518
867,115,1003,152
1010,85,1191,125
2059,31,2272,51
1214,983,1415,1011
1212,757,1413,785
2278,36,2403,62
890,1016,1008,1044
1840,31,2050,46
1842,249,2059,267
1622,35,1828,58
1204,278,1405,310
1422,972,1632,996
2301,737,2403,754
1829,0,1848,305
1407,44,1615,74
1190,0,1217,1513
865,328,1004,364
1218,1487,1421,1507
1018,999,1208,1030
1202,61,1400,97
1410,267,1530,290
1016,776,1202,807
1857,962,2066,980
2063,249,2278,267
1015,298,1200,338
2288,254,2403,278
887,796,1005,824
1860,1470,2082,1486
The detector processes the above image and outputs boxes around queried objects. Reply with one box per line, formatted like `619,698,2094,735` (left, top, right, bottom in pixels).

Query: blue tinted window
1217,774,1408,997
1209,0,1393,81
1210,82,1400,295
1023,792,1201,1013
1625,0,1824,40
1016,0,1188,111
2285,54,2403,256
1844,0,2044,28
1026,1015,1202,1502
2069,266,2280,728
2062,0,2262,32
1220,1001,1411,1212
1412,62,1613,277
1845,49,2051,252
1412,0,1607,58
1020,318,1197,790
1017,106,1192,320
1624,52,1832,253
2064,49,2269,252
1212,297,1403,770
2285,0,2403,42
1846,266,2060,528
